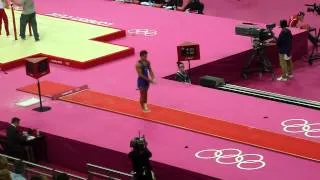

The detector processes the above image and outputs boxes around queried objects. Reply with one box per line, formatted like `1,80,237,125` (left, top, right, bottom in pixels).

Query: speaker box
200,76,225,88
25,57,50,79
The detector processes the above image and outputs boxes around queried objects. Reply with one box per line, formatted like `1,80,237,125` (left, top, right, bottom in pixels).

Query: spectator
0,0,10,36
139,0,154,3
6,118,27,159
276,20,293,81
53,173,69,180
0,157,12,180
183,0,204,14
0,156,8,170
163,0,181,7
30,176,42,180
175,62,191,83
30,175,48,180
10,160,26,180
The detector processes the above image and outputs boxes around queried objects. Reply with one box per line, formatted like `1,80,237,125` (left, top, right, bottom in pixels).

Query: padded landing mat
0,9,134,70
17,81,320,162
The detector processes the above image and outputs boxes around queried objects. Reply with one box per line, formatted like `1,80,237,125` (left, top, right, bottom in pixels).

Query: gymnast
136,50,155,113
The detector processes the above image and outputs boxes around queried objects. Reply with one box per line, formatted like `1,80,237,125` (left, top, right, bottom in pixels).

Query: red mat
17,81,320,162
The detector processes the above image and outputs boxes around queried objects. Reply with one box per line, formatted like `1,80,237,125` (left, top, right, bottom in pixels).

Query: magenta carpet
199,0,320,102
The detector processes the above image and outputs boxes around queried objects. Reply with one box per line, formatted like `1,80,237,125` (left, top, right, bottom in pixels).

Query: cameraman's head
130,137,147,152
280,20,288,29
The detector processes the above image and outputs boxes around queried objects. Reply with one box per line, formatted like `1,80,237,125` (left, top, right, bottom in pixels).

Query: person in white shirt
11,160,26,180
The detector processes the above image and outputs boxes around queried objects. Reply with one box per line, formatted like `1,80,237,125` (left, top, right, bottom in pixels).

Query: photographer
128,137,154,180
276,20,293,81
306,3,320,15
289,12,308,29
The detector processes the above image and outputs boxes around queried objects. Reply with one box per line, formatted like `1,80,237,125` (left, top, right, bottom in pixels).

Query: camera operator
306,3,320,15
276,20,293,81
129,137,154,180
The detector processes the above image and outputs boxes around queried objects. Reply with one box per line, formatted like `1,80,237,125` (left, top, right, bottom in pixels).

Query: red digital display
177,42,200,61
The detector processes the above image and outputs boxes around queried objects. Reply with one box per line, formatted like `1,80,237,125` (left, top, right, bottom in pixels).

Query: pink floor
199,0,320,102
202,0,320,28
0,0,319,179
234,56,320,101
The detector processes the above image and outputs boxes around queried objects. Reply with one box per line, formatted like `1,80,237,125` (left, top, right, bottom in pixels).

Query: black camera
266,23,276,30
130,135,148,150
306,3,320,15
235,23,275,42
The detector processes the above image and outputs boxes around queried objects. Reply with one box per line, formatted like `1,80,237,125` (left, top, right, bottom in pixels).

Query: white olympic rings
195,148,266,171
281,119,320,138
127,29,158,37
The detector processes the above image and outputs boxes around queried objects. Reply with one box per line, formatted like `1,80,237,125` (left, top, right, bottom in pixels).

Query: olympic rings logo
127,29,158,37
281,119,320,138
195,148,266,171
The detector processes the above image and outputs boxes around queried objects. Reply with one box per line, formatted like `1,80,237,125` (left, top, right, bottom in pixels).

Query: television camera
306,3,320,15
235,23,276,79
305,3,320,64
236,23,276,48
130,134,148,150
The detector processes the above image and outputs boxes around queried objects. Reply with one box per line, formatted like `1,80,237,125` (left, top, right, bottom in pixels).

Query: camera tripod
308,28,320,65
242,41,275,80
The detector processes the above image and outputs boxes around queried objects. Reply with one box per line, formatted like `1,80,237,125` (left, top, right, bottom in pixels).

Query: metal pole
37,79,43,111
10,4,18,40
188,59,191,80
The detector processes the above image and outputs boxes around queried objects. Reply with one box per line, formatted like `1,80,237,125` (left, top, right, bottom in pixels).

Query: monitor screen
181,46,196,58
38,60,48,73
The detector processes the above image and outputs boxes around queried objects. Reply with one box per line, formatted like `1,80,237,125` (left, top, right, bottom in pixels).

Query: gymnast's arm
147,61,155,81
